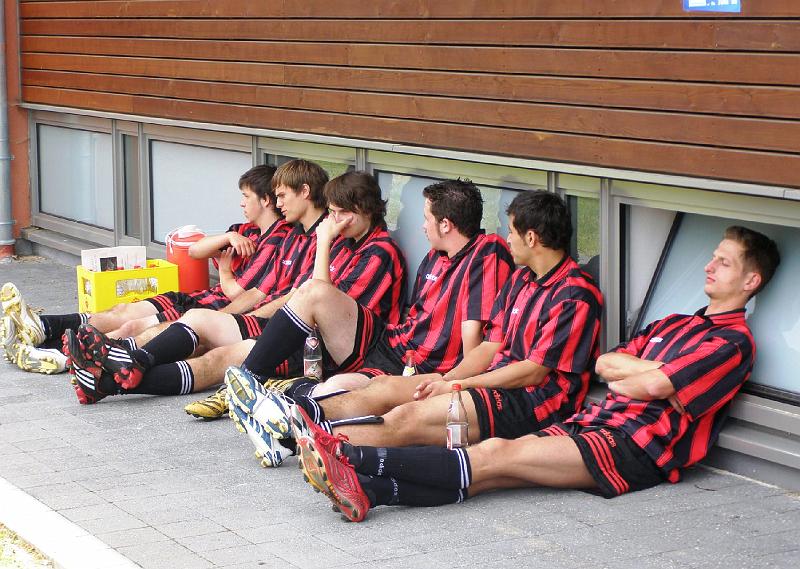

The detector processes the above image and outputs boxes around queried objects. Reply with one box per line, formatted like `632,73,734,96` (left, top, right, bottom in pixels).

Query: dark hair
324,171,386,226
723,226,780,296
422,179,483,238
272,159,329,209
506,191,572,252
238,165,279,214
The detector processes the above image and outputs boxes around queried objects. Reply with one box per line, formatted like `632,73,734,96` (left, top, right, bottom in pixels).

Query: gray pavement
1,256,799,569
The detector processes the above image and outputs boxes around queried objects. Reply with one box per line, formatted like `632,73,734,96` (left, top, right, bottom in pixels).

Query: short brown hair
422,179,483,238
272,159,329,209
724,225,780,296
238,165,279,215
324,171,386,226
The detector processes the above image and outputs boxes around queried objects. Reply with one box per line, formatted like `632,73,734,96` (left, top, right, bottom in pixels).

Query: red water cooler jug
165,225,210,293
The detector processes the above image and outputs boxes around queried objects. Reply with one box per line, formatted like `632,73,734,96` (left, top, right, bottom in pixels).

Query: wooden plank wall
17,0,800,188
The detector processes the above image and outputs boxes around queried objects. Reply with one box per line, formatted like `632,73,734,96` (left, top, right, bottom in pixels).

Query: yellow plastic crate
76,259,179,313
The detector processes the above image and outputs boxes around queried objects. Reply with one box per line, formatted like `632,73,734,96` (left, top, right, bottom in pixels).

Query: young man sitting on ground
0,164,287,375
292,226,779,522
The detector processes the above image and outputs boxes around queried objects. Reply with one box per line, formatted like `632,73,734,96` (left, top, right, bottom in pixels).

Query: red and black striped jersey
188,219,290,309
387,232,513,373
256,215,327,304
567,308,755,482
327,224,407,325
484,257,604,422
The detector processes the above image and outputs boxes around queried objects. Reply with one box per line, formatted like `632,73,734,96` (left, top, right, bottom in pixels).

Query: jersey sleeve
465,241,512,322
611,320,658,356
483,279,513,343
659,334,754,421
527,299,601,373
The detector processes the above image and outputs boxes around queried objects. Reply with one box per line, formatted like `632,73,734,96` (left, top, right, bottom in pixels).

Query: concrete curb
0,476,141,569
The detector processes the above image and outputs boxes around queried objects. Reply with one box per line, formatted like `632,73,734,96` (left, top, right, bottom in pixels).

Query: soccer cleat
261,376,305,394
297,436,370,522
64,329,116,405
184,385,229,420
0,315,18,363
224,366,292,438
80,324,144,389
229,404,295,467
16,344,68,375
1,283,46,346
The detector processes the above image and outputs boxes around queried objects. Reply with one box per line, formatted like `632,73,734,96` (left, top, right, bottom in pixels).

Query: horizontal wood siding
18,0,800,188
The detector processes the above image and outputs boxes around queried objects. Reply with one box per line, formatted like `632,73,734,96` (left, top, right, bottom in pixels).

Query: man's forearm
220,287,265,314
607,368,675,400
444,341,499,381
458,359,550,391
596,352,663,382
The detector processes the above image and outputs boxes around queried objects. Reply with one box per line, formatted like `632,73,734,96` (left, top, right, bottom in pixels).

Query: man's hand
413,373,450,401
218,247,234,274
227,232,256,257
317,215,351,245
668,394,686,415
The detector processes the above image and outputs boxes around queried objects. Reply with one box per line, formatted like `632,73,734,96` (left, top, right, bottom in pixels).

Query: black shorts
468,387,557,440
336,304,404,378
231,314,270,340
145,291,203,322
536,423,666,498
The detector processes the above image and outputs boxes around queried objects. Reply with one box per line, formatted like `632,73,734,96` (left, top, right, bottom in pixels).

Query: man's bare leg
331,388,481,447
186,340,256,392
131,321,170,346
165,308,244,350
311,374,419,418
109,316,164,341
85,301,159,333
312,373,371,396
465,435,596,494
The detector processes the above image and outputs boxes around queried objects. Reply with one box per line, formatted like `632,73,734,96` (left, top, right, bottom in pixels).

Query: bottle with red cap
401,350,417,377
446,383,469,449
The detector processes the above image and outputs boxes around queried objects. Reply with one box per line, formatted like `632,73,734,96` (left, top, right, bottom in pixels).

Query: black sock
242,305,312,376
137,322,199,369
129,362,195,396
40,313,85,342
284,378,318,399
362,475,465,507
354,446,472,490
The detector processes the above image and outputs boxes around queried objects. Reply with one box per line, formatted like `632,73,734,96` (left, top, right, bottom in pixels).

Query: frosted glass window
637,212,799,399
266,154,353,179
377,171,521,300
150,141,251,242
37,125,113,229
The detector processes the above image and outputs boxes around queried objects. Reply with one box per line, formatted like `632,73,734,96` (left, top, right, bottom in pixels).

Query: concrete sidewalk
1,256,799,569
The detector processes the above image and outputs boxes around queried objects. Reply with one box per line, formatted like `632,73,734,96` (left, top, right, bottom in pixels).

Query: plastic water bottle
401,350,417,377
303,326,323,382
446,383,469,449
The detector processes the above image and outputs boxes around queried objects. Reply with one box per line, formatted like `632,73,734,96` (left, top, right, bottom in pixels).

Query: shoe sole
81,325,143,390
16,348,66,375
1,284,46,346
228,404,283,468
0,316,18,363
297,437,366,522
225,368,291,437
64,330,105,405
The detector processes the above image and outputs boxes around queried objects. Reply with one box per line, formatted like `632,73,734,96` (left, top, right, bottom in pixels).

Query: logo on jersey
329,264,336,273
650,337,663,343
282,259,293,266
511,308,520,315
425,273,439,282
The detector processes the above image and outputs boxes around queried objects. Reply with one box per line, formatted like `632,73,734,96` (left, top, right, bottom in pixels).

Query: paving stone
96,526,172,548
175,530,252,553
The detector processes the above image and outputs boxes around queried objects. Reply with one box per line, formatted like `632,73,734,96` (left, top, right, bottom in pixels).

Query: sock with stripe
40,313,87,342
352,445,472,490
241,305,312,377
128,362,195,396
361,475,465,507
136,322,199,369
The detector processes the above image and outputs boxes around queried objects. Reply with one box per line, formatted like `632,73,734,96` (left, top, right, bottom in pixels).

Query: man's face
704,239,756,301
506,216,529,265
422,199,444,249
239,185,267,223
328,205,370,239
275,183,307,224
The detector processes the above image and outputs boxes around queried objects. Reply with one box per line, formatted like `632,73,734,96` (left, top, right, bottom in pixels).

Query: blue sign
683,0,741,12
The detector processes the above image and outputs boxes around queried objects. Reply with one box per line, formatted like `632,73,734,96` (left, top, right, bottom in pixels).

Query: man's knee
295,279,338,308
